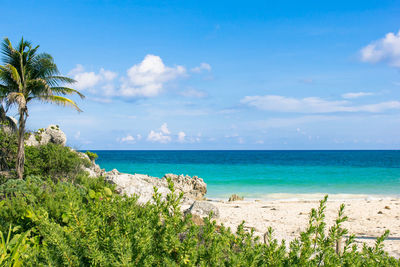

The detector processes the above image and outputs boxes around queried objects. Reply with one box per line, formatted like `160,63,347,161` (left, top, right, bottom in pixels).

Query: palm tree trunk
16,108,26,179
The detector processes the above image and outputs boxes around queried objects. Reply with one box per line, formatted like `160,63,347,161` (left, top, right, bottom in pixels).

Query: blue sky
2,0,400,149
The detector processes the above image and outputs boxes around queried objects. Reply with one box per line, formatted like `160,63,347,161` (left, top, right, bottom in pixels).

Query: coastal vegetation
0,129,399,266
0,37,84,179
0,37,399,266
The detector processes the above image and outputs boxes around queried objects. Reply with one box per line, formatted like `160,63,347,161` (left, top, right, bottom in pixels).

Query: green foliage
0,175,398,266
34,134,41,143
24,143,91,181
0,130,17,171
0,224,34,266
85,151,98,162
0,129,90,181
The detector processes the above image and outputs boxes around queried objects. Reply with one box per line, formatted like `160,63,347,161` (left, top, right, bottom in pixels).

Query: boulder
105,170,170,203
104,170,207,204
1,116,17,134
228,194,244,202
77,151,105,178
25,125,67,146
185,201,220,219
83,162,104,178
162,174,207,200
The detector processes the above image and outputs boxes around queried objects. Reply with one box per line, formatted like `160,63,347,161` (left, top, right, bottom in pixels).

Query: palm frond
1,38,15,64
7,92,26,108
17,37,32,53
4,64,22,89
27,78,52,97
51,87,85,99
45,76,76,87
37,95,82,112
0,67,19,93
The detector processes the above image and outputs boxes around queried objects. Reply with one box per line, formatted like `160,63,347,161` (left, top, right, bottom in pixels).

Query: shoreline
207,198,400,258
206,192,400,202
97,165,400,257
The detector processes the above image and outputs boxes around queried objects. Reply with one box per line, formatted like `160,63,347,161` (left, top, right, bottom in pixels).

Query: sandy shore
210,198,400,258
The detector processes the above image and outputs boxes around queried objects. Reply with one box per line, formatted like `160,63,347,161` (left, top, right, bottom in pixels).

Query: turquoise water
93,150,400,199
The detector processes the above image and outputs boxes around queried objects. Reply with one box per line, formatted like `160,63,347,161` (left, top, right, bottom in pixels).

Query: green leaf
104,187,112,197
88,189,96,199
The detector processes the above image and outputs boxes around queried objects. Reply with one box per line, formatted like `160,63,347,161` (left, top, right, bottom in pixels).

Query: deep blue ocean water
93,150,400,199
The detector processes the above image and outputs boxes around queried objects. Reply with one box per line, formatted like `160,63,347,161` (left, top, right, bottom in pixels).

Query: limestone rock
185,201,220,219
162,174,207,200
1,116,17,134
77,152,105,178
25,125,67,146
104,170,207,204
104,170,170,203
228,194,244,202
83,162,105,178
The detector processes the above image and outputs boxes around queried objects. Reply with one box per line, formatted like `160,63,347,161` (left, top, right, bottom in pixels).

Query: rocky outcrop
25,125,67,146
104,170,207,204
77,152,105,178
228,194,244,202
1,116,17,134
163,174,207,200
185,201,219,219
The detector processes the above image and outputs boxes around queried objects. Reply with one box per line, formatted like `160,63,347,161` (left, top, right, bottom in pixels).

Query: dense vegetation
0,37,83,179
1,130,399,266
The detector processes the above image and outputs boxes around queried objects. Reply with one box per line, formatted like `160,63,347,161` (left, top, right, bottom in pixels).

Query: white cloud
70,58,213,102
69,64,117,91
147,130,171,143
160,123,170,134
179,88,208,98
341,92,374,99
241,95,400,113
147,123,172,143
178,131,186,142
191,63,211,73
74,131,81,139
120,55,186,98
360,30,400,67
120,134,135,143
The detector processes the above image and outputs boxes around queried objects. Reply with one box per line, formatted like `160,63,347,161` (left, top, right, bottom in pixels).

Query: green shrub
0,129,90,182
0,225,33,266
24,143,90,182
0,130,17,172
85,151,98,162
0,175,398,266
34,134,42,143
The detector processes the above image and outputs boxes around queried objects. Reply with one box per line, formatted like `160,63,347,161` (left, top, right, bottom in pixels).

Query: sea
93,150,400,200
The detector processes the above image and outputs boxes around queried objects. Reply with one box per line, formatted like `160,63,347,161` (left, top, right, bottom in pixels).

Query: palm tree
0,37,84,179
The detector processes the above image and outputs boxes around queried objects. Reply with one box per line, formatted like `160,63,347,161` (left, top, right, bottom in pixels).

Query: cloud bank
341,92,374,99
241,95,400,113
70,56,210,100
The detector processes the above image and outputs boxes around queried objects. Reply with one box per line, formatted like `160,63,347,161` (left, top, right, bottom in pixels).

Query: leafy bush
24,143,91,182
0,130,17,172
0,175,398,266
1,129,91,182
85,151,98,162
0,225,33,266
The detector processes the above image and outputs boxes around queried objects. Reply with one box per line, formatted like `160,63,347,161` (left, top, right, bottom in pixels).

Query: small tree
0,37,84,179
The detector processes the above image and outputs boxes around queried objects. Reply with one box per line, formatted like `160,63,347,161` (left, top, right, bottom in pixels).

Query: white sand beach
211,198,400,258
